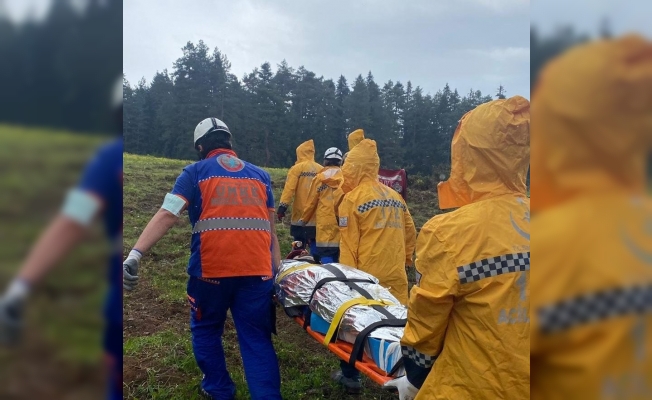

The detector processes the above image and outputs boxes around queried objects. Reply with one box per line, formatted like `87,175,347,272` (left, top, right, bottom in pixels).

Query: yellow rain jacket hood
347,129,365,151
401,97,531,399
530,37,652,400
531,35,652,212
438,96,530,209
300,166,345,249
341,138,379,194
338,139,417,304
279,140,322,226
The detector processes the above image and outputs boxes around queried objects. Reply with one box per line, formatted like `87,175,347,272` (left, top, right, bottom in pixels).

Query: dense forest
122,24,604,175
0,0,122,133
123,41,504,175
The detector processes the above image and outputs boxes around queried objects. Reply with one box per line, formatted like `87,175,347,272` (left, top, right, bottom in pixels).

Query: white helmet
324,147,343,161
194,118,231,145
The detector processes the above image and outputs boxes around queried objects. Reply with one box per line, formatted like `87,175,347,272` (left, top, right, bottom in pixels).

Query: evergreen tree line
0,0,122,133
123,40,504,175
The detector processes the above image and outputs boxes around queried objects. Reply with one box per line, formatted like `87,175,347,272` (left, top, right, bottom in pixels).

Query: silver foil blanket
310,281,406,345
275,260,378,308
275,260,406,371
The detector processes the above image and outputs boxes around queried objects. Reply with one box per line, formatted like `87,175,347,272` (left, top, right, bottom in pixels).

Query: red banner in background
378,168,407,200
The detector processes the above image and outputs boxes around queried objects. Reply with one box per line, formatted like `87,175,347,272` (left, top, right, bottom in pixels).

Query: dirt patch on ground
0,333,105,400
123,280,190,387
123,281,188,338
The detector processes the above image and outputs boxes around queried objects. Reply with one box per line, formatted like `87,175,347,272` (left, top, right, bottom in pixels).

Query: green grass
0,125,110,398
123,152,442,399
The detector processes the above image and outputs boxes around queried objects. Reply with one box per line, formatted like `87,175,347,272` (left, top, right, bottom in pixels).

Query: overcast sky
532,0,652,37
124,0,530,99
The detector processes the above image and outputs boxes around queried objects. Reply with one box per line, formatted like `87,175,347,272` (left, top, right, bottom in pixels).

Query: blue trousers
321,255,336,264
104,323,122,400
187,276,281,400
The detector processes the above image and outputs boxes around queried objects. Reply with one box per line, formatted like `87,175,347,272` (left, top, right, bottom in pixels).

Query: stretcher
279,248,401,386
292,314,394,386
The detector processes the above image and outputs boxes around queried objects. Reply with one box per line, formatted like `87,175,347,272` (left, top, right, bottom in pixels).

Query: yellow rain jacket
300,166,345,251
279,140,322,230
347,129,365,151
338,139,416,304
530,37,652,400
401,96,531,399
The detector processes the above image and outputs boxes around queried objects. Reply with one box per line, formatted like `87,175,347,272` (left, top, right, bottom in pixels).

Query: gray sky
124,0,530,99
531,0,652,37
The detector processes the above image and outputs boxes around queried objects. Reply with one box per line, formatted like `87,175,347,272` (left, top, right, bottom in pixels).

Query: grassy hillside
123,153,442,400
0,125,109,399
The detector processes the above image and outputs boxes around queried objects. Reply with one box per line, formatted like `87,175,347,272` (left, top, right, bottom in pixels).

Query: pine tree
122,41,496,176
496,84,507,99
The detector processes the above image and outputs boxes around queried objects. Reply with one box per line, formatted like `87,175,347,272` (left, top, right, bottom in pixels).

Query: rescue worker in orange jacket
385,96,531,399
298,147,345,264
530,36,652,400
122,118,283,399
278,140,322,255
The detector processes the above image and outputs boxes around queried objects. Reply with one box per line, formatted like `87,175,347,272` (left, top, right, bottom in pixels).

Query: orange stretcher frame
292,315,393,386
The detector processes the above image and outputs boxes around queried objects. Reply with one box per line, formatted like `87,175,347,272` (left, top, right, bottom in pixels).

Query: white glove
123,249,143,291
383,376,419,400
0,279,30,345
296,219,306,227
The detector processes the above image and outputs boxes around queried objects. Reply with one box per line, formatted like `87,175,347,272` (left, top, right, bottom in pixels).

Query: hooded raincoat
530,37,652,400
299,166,345,258
279,140,322,239
347,129,365,151
338,139,416,305
401,96,531,399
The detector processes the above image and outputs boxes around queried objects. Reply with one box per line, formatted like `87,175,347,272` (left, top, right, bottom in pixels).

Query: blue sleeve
265,172,275,209
171,168,194,204
77,142,121,204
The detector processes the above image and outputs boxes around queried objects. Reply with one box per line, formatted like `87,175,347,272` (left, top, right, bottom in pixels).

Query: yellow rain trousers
338,139,416,305
401,96,531,399
300,166,345,253
530,36,652,400
279,140,322,230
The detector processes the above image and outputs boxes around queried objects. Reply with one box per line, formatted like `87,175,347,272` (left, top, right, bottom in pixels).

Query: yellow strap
276,262,317,282
323,297,394,345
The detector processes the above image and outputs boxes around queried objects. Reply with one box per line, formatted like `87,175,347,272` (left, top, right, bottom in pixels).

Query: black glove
270,289,278,335
0,292,25,345
277,205,288,222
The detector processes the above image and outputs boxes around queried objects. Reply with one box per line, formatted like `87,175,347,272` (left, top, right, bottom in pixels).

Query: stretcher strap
319,264,395,321
348,318,407,367
323,298,394,345
277,263,314,281
302,277,376,330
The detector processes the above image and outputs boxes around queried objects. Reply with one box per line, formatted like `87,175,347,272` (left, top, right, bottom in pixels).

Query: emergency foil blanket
275,260,406,374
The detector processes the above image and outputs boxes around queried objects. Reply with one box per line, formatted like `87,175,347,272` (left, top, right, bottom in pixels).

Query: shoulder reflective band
323,297,395,346
61,188,102,226
162,193,187,217
192,218,271,234
276,263,315,282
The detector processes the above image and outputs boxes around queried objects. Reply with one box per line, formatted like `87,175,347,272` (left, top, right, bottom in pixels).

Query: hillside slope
123,153,441,399
0,126,108,399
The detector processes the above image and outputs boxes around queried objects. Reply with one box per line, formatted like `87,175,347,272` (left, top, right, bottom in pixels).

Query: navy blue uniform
77,138,123,400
